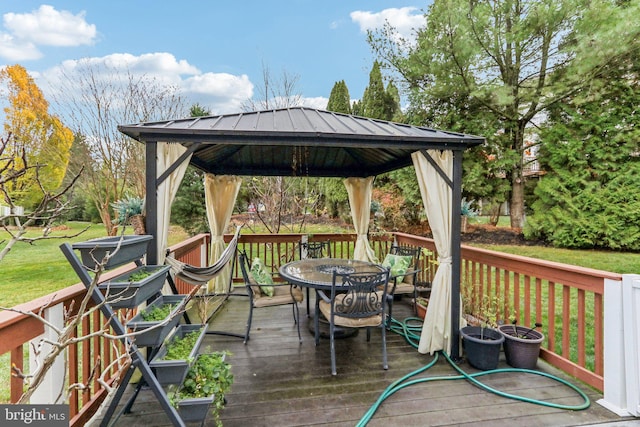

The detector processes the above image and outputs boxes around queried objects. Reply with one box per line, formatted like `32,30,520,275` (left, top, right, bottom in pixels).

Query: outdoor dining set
237,241,427,375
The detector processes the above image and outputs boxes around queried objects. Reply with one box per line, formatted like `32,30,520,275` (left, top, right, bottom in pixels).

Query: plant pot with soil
498,322,544,369
150,324,207,385
415,297,429,319
72,235,152,269
127,295,186,347
171,352,233,425
99,264,170,308
460,326,504,370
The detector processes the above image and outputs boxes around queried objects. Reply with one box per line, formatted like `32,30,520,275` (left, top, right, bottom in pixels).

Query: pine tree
369,0,640,228
171,104,210,235
526,52,640,250
326,80,351,114
361,61,397,120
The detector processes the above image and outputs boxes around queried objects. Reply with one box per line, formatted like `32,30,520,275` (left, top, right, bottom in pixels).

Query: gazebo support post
146,140,158,265
450,149,464,361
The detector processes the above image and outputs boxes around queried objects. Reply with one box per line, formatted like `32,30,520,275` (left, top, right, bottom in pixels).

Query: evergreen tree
326,80,351,114
351,99,362,116
171,166,208,235
361,61,398,120
525,52,640,250
171,104,210,235
369,0,640,228
190,103,211,117
386,81,402,122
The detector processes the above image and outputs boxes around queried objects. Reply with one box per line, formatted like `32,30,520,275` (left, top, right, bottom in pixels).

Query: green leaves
140,303,177,321
526,45,640,249
368,0,640,230
327,80,352,114
173,352,233,426
163,330,201,361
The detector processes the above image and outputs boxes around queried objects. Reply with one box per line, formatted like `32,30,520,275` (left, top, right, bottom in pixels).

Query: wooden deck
104,296,634,427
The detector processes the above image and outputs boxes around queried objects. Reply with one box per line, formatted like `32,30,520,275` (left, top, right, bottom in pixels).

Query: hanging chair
165,226,241,288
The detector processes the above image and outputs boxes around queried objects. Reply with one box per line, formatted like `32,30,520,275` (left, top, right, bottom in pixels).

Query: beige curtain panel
412,150,465,355
157,143,192,263
344,176,378,263
205,174,242,294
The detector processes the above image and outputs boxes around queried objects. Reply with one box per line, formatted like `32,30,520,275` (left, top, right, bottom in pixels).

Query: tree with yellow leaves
0,64,73,208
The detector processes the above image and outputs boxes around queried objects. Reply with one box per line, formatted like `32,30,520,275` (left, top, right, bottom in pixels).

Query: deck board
101,295,634,426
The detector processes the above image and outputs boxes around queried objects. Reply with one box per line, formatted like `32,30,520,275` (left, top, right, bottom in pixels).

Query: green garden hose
357,317,591,427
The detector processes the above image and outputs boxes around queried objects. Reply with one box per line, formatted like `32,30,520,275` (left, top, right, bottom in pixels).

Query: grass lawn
0,222,189,308
2,219,639,307
468,244,640,274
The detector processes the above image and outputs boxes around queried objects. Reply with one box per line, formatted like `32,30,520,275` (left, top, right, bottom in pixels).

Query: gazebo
117,106,485,359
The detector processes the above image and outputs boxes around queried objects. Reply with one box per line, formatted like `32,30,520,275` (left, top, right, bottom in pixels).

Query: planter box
176,393,215,423
498,324,544,369
174,353,228,423
99,265,170,308
149,324,207,385
127,295,185,347
72,235,152,269
461,326,504,371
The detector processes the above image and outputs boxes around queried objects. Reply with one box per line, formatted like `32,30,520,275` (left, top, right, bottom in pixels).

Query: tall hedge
525,54,640,250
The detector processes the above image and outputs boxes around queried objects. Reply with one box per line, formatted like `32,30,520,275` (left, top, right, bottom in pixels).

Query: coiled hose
357,316,591,427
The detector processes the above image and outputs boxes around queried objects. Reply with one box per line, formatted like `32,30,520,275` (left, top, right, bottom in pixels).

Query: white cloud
350,7,424,42
0,33,41,61
3,5,96,47
40,52,254,116
300,96,328,110
183,72,254,114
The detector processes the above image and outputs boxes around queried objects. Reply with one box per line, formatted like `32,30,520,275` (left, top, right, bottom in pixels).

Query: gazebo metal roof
118,107,484,177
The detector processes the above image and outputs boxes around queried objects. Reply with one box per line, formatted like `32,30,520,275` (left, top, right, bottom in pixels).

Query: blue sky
0,1,427,116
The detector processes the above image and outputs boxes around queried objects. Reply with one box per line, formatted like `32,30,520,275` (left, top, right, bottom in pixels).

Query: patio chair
315,269,391,375
382,245,424,321
238,251,303,344
299,240,331,316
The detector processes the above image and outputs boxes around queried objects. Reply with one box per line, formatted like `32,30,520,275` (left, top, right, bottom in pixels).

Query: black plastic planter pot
126,295,185,347
460,326,504,371
149,324,207,385
498,325,544,369
72,235,152,269
99,265,170,308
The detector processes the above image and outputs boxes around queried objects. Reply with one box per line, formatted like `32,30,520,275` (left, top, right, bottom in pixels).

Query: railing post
598,275,636,416
29,303,66,404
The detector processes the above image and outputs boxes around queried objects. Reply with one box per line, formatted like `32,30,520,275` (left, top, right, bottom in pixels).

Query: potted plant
127,295,186,347
112,196,146,235
72,234,152,269
460,295,504,370
150,324,208,385
415,297,429,320
99,264,171,308
460,198,478,233
170,352,233,425
498,320,544,369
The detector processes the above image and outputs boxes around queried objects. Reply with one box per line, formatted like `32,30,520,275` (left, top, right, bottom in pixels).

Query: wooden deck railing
0,231,621,425
0,264,139,426
393,231,621,391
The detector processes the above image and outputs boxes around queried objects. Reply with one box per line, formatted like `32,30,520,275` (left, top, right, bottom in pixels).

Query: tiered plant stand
60,236,198,427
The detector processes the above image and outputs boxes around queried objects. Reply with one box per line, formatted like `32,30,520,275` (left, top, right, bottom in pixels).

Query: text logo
0,405,68,427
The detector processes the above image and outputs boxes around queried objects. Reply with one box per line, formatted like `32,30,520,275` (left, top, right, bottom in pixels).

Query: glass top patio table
279,258,385,290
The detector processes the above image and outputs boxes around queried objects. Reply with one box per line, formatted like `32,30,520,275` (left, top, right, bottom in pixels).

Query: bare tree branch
0,133,87,262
